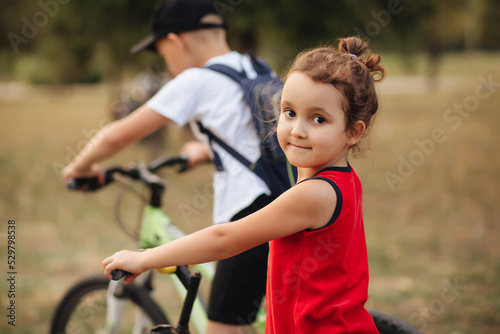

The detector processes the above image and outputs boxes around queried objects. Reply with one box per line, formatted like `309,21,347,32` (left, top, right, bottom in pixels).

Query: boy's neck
182,30,231,67
195,41,231,66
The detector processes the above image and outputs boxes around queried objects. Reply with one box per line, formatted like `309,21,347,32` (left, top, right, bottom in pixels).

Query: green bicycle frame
140,205,215,334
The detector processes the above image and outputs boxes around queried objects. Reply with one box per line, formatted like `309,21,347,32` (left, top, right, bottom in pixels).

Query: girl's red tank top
265,165,378,333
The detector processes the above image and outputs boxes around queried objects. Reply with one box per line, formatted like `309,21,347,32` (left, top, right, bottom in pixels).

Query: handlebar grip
66,177,101,192
66,179,77,190
111,269,131,281
66,170,116,192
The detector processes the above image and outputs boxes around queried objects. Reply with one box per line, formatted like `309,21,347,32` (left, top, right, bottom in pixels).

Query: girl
103,36,386,333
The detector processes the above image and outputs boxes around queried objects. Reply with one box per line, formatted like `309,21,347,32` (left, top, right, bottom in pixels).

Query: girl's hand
102,250,148,284
61,163,105,187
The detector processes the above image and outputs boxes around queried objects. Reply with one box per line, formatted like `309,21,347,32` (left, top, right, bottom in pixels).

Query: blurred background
1,0,499,333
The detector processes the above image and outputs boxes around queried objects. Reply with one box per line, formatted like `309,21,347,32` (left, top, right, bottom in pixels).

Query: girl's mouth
289,143,310,150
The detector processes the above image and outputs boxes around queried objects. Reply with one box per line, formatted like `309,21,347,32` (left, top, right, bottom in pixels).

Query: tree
1,0,495,84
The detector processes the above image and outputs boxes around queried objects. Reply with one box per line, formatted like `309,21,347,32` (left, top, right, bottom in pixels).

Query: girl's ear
347,120,366,146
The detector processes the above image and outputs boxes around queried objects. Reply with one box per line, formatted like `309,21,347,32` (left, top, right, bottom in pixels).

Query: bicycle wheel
369,310,422,334
51,274,169,334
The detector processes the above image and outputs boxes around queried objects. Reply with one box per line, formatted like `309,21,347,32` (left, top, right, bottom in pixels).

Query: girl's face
278,71,359,179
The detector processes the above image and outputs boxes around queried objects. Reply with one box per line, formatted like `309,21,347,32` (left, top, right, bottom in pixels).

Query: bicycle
50,155,422,334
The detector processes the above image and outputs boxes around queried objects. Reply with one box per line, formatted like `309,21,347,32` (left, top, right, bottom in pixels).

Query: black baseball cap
131,0,227,54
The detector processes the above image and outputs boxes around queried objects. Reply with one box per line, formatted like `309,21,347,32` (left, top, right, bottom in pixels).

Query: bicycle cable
114,176,148,241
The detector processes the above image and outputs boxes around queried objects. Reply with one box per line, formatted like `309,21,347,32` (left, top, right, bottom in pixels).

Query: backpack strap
206,55,275,114
205,63,246,83
206,63,254,112
199,55,275,173
206,54,272,81
197,121,255,172
248,55,274,75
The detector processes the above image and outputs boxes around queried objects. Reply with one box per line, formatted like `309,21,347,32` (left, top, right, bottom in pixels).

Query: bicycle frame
138,204,215,334
66,157,263,334
105,200,215,334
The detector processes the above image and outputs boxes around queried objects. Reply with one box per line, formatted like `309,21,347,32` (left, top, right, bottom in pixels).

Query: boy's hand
103,250,147,284
61,163,105,188
180,141,212,168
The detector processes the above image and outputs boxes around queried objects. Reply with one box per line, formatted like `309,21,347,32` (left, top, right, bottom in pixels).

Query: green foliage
2,0,159,83
1,0,498,84
477,0,500,48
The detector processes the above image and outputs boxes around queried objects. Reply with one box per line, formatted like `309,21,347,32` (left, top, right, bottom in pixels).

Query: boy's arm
62,105,171,183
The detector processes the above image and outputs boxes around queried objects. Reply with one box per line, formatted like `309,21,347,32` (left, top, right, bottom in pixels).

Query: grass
1,51,499,333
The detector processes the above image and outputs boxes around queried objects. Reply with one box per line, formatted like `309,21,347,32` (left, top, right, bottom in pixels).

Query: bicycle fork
105,271,202,334
106,276,154,334
150,271,202,334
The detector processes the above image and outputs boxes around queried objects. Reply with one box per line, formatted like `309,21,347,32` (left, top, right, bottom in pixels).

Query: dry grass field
1,51,499,333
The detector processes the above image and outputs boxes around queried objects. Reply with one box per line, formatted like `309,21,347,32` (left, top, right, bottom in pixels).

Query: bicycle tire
50,274,169,334
369,310,422,334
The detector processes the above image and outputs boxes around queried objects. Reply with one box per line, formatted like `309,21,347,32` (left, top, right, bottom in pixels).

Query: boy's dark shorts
207,195,272,325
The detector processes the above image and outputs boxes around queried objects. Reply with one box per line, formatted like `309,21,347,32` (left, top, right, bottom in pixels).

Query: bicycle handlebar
66,156,189,192
111,269,131,281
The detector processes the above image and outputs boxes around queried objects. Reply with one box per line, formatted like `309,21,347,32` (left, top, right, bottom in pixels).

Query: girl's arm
62,105,170,183
102,179,337,283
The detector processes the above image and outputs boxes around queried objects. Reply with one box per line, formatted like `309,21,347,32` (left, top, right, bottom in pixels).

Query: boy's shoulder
170,66,228,88
204,51,262,79
150,52,247,104
169,51,250,91
204,51,243,69
173,52,243,81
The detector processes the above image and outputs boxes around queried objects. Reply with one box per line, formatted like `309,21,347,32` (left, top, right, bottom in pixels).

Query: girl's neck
296,158,349,182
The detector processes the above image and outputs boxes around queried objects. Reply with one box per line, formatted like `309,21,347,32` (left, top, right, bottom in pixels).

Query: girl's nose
290,121,307,138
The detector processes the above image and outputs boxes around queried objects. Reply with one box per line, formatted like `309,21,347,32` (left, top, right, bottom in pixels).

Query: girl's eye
313,116,326,124
284,108,296,118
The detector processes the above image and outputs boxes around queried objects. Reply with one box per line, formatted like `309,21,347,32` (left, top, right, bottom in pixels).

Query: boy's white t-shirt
147,51,271,224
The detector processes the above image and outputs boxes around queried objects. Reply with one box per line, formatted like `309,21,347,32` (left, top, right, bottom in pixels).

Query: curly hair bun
338,37,387,82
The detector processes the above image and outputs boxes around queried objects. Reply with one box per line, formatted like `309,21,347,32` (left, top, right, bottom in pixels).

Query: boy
62,0,274,333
